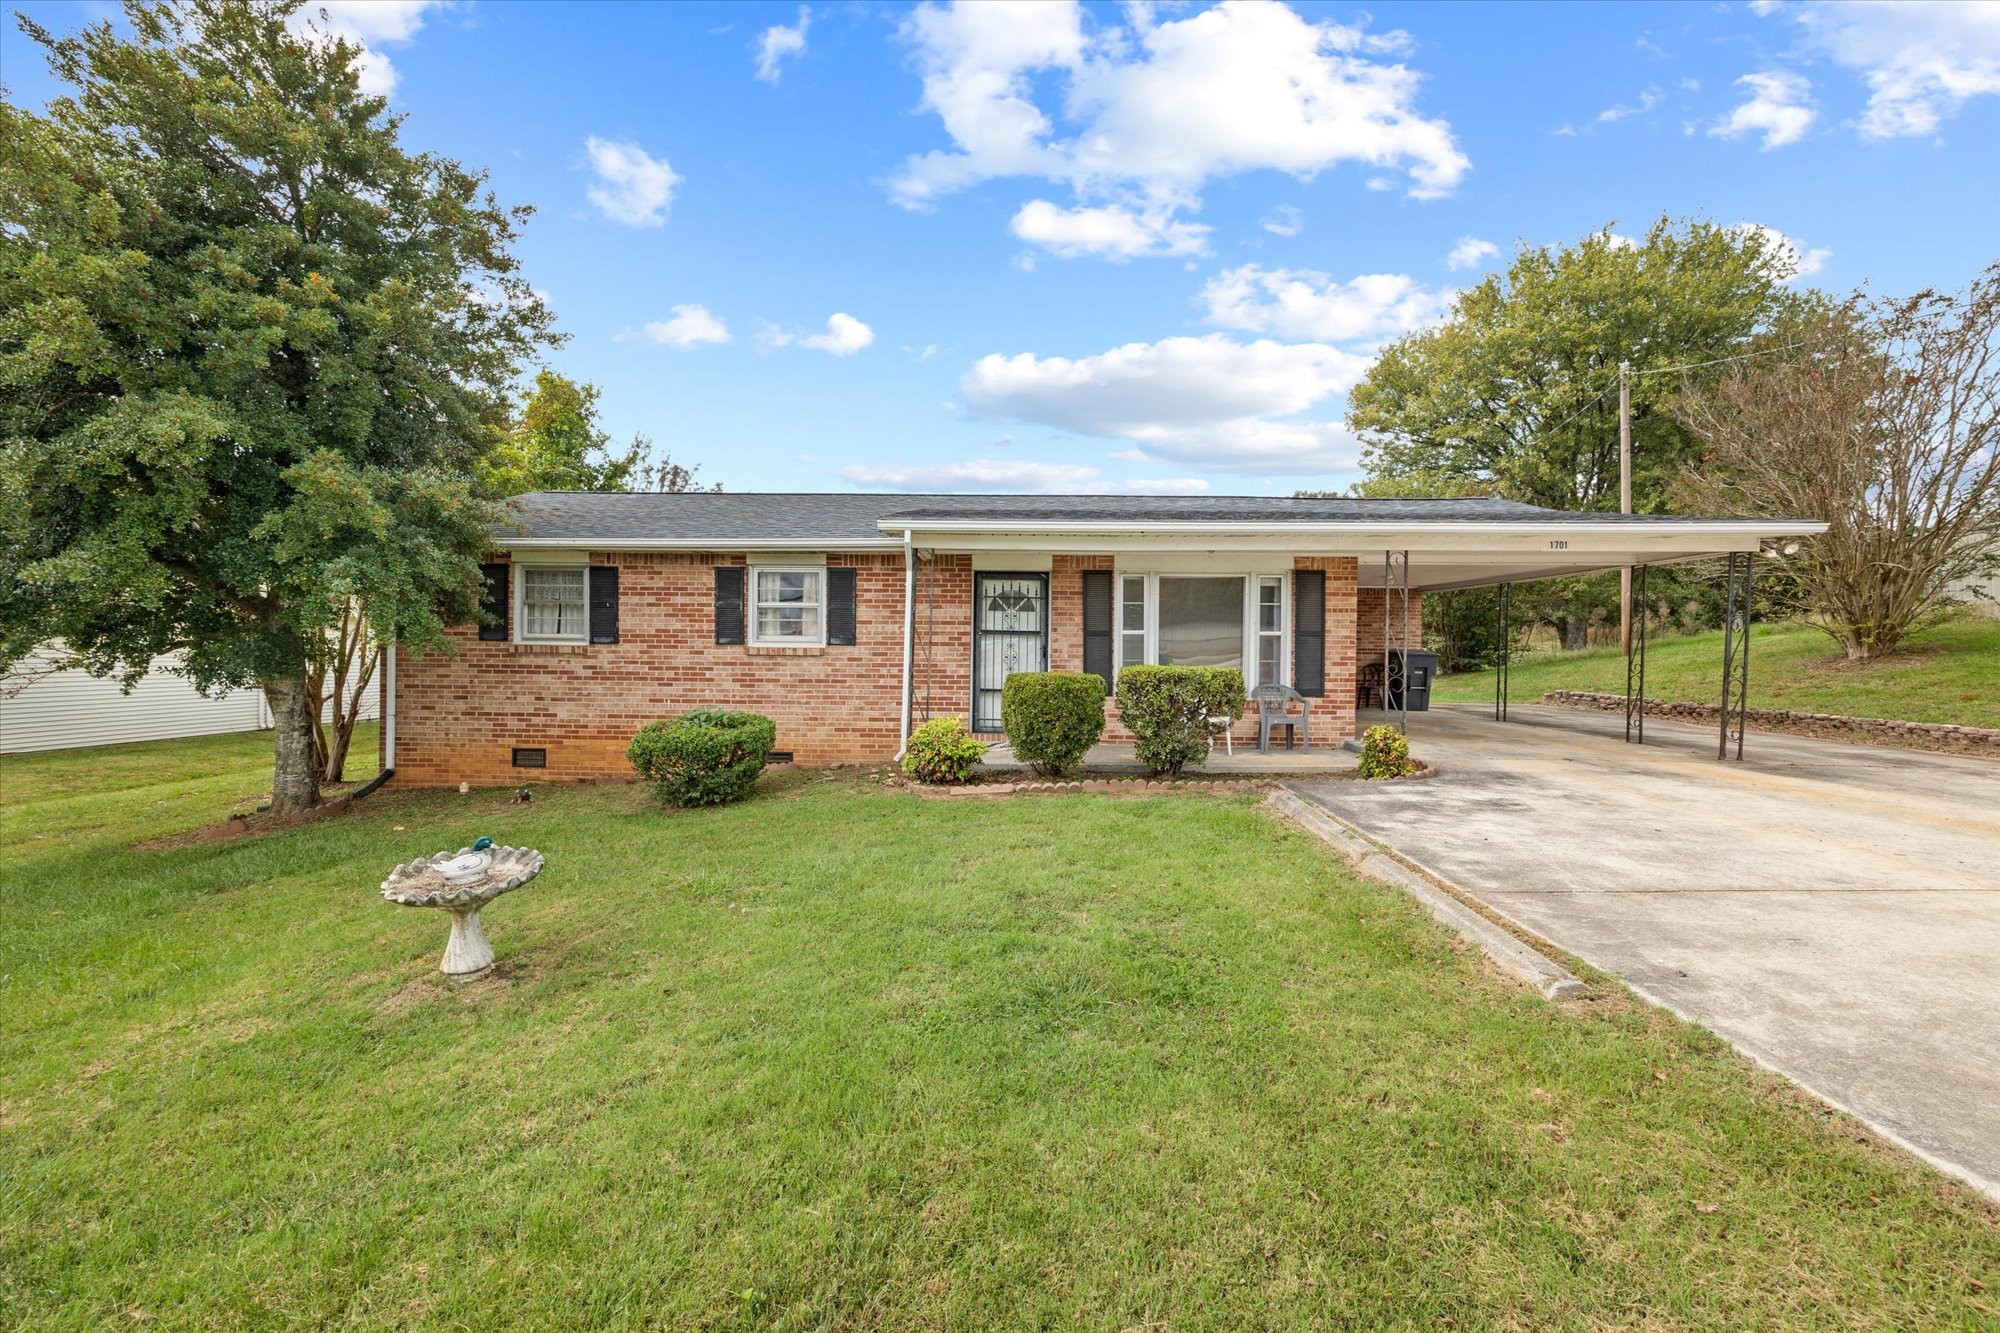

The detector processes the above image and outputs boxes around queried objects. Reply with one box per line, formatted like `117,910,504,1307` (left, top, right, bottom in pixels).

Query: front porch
979,737,1357,775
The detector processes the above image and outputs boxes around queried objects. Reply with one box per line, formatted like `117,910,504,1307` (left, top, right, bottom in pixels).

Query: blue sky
10,1,2000,495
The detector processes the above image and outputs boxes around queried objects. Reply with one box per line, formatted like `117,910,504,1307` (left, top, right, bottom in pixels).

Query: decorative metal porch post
1624,564,1649,743
1718,551,1752,760
1383,550,1410,732
1494,582,1511,722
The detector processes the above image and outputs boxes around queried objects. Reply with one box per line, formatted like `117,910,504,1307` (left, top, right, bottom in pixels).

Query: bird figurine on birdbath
381,837,543,979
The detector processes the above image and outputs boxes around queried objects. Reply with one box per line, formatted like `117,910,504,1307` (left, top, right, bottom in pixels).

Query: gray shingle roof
498,490,1755,546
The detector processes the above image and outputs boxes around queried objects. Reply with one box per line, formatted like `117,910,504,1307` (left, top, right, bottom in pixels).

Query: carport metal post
1624,564,1649,743
1719,551,1752,761
1494,582,1511,722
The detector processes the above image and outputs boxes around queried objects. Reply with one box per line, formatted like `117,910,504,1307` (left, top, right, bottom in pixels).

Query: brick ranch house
382,493,1822,786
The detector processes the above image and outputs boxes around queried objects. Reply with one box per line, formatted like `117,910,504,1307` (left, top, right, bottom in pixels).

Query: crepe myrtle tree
1674,274,2000,659
0,0,555,812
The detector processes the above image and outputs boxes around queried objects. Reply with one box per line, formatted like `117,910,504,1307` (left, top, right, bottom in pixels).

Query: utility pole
1618,360,1633,660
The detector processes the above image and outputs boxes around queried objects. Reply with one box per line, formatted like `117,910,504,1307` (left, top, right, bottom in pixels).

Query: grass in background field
1,730,1996,1328
1434,618,2000,729
0,723,380,862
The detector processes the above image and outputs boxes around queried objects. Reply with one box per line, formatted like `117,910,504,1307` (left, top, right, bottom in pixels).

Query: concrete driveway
1289,703,2000,1201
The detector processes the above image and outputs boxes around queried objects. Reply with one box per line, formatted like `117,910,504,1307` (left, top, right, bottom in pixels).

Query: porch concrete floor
980,739,1356,775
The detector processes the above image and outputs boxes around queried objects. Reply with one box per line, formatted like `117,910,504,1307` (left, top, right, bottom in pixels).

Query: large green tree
1346,217,1797,645
0,0,554,811
479,369,720,496
479,369,643,495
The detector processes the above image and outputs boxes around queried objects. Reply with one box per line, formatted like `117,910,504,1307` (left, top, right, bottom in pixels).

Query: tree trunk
264,673,322,814
1557,619,1590,651
324,713,356,784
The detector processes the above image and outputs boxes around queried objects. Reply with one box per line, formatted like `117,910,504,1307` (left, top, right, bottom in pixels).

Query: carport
1362,513,1823,759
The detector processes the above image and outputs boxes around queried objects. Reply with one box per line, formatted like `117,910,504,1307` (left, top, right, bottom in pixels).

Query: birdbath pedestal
381,845,543,978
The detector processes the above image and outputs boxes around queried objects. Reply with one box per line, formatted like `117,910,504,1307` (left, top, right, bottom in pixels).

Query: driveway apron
1289,703,2000,1201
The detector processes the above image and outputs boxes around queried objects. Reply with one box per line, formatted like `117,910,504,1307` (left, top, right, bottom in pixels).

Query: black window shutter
1294,569,1325,697
715,565,745,645
588,565,619,644
478,562,509,641
1081,569,1113,689
826,567,857,646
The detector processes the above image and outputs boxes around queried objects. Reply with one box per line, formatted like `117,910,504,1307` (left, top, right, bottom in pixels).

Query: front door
972,573,1048,732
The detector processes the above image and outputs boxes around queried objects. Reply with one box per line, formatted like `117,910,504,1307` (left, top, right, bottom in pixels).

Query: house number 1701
1548,539,1569,550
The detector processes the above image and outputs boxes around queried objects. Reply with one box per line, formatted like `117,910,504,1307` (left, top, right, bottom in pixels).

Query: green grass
2,734,1996,1329
1434,617,2000,729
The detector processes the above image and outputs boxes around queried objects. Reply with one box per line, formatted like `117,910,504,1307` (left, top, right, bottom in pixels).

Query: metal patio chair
1356,661,1386,710
1254,683,1311,752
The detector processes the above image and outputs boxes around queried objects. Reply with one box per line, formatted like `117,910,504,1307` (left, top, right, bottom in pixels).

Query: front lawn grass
1434,617,2000,729
2,734,1995,1328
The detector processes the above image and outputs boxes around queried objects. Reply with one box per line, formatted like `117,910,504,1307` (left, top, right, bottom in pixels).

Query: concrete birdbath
380,839,543,978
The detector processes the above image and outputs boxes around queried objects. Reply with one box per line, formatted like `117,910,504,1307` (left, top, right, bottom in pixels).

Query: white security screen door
972,573,1047,732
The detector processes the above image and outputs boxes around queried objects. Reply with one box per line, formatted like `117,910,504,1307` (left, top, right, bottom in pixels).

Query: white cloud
1260,204,1303,237
1598,87,1664,123
1198,266,1449,344
1009,199,1209,259
293,0,446,97
960,334,1367,472
754,7,810,84
891,0,1467,255
836,459,1209,494
583,138,680,227
1112,419,1364,472
768,312,876,356
1731,223,1832,281
1774,1,2000,138
1445,236,1499,271
644,304,731,348
1710,71,1816,149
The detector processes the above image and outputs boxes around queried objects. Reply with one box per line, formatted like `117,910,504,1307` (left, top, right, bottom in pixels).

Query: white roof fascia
496,537,904,552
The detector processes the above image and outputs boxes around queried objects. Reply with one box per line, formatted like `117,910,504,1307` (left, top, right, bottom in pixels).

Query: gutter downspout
383,640,397,770
895,529,915,760
351,640,398,800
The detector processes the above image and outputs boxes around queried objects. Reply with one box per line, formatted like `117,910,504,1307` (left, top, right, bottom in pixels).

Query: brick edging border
1540,691,2000,752
903,759,1435,798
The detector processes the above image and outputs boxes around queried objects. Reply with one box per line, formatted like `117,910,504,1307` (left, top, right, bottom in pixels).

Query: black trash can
1387,649,1438,712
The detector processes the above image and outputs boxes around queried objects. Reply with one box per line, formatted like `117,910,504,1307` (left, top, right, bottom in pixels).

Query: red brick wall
392,550,1374,785
908,553,973,729
1356,587,1426,666
393,552,920,786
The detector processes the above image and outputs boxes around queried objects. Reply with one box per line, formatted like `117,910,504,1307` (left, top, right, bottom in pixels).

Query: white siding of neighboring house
0,648,380,755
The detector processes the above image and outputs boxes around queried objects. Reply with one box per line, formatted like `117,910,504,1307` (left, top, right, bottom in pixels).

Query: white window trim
748,564,827,647
1112,571,1288,687
515,562,590,645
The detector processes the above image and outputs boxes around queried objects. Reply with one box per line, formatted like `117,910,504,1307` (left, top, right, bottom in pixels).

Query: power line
1529,339,1810,440
1631,339,1809,378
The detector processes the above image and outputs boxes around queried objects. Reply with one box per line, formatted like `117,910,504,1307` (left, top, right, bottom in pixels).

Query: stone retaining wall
1541,691,2000,752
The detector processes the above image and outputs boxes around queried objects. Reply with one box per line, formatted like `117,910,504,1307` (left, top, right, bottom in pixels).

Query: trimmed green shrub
627,708,777,807
902,716,986,785
1000,671,1106,776
1114,665,1247,776
1357,724,1417,779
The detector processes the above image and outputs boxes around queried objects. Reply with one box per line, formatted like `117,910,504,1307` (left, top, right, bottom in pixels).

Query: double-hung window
519,566,588,642
750,567,824,645
1115,573,1287,686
